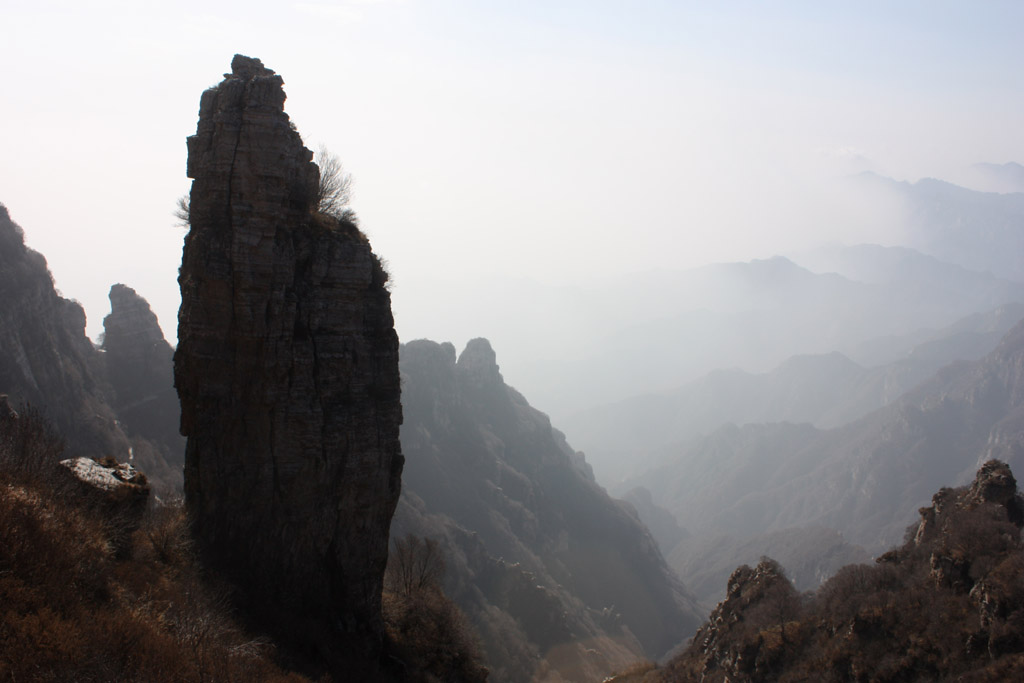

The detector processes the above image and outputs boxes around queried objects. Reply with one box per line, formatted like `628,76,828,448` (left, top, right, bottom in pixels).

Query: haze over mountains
4,7,1024,676
3,50,1024,676
567,301,1024,483
399,172,1024,436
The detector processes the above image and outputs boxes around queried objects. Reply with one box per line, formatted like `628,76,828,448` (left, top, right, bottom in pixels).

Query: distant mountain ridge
566,302,1024,482
626,314,1024,558
966,161,1024,194
410,243,1024,428
852,171,1024,281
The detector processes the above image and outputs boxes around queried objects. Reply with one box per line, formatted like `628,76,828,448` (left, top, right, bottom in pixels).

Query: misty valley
4,49,1024,683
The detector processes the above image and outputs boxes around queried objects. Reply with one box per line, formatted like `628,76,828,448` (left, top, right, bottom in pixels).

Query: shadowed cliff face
101,284,184,490
0,204,129,461
175,55,403,675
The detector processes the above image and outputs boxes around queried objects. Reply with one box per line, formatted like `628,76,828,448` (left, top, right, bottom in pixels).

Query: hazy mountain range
618,317,1024,606
565,302,1024,483
404,174,1024,435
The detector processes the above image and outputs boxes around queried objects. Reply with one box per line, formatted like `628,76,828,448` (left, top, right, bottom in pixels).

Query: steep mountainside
647,461,1024,682
567,303,1024,482
0,204,181,490
393,338,701,682
628,316,1024,558
0,204,129,460
174,56,403,678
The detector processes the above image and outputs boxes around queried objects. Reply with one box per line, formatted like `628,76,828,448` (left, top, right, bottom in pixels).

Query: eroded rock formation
0,206,184,492
174,55,403,675
101,284,184,490
394,337,701,682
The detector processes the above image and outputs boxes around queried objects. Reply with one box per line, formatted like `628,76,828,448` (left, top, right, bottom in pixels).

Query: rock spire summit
174,55,403,676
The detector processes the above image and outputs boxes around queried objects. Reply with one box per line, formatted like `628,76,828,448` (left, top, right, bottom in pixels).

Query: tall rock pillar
175,55,403,674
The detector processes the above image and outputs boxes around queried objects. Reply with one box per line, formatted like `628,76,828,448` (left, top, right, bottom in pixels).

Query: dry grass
0,407,489,682
0,407,310,682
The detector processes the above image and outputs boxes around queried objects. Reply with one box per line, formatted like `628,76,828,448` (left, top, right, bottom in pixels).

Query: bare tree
315,145,354,219
174,195,190,228
386,534,445,597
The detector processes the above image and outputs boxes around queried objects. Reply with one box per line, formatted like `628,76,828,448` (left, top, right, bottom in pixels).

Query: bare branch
174,195,191,228
315,145,354,219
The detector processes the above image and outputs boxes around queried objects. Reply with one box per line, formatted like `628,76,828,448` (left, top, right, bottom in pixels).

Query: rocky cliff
101,284,184,490
174,55,403,676
0,204,129,461
394,338,702,682
0,206,183,491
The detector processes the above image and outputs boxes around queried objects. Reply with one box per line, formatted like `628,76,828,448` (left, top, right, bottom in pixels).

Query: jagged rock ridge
174,55,403,676
394,338,701,682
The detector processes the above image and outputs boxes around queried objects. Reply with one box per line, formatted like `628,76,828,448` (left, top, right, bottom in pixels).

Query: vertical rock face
101,284,184,489
175,55,403,672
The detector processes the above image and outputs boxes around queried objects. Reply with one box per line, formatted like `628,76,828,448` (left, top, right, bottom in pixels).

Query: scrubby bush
657,465,1024,682
383,534,489,682
0,402,67,485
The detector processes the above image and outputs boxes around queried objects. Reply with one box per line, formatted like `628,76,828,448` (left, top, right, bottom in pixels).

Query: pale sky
3,0,1023,346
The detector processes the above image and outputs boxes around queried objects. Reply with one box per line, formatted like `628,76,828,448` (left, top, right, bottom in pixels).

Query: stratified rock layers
175,55,403,670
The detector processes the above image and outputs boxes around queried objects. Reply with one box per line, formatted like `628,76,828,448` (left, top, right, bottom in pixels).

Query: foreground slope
393,338,702,682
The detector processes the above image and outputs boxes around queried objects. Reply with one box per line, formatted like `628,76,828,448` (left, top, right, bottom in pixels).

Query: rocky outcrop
101,284,184,490
60,456,150,556
395,338,702,682
910,460,1024,591
657,462,1024,682
680,558,798,683
174,55,403,677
